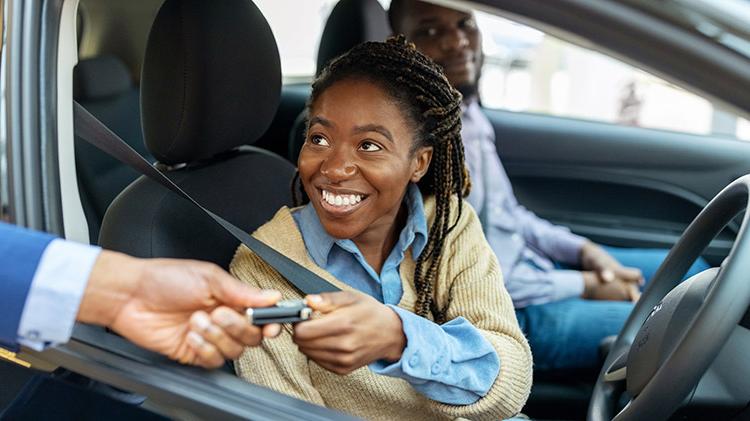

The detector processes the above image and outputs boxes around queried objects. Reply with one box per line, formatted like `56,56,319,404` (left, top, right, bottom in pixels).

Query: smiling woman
229,37,531,420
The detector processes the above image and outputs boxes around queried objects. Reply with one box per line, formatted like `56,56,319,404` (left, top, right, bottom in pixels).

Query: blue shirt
292,184,500,405
461,100,587,308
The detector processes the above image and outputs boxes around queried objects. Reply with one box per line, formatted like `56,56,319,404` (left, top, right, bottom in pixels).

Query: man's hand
77,250,282,369
580,241,643,285
582,271,640,302
292,291,406,375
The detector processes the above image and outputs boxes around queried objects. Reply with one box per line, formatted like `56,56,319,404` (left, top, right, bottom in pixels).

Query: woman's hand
292,291,406,375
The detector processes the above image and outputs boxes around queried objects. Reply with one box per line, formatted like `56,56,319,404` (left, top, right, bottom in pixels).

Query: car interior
3,0,750,419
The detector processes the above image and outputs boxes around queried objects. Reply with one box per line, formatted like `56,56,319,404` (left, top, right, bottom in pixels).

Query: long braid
310,36,469,323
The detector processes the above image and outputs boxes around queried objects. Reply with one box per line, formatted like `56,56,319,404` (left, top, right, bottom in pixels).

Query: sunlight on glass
256,0,391,81
475,10,744,139
255,0,338,80
739,118,750,141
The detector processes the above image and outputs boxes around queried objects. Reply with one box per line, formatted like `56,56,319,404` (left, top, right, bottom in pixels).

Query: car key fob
246,299,313,325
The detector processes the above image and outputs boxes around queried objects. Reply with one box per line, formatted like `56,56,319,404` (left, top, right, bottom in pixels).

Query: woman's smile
318,188,369,217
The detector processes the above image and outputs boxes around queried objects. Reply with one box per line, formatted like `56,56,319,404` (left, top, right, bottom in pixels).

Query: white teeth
321,190,364,207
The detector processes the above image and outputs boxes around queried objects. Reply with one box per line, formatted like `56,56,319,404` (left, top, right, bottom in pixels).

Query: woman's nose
320,150,357,181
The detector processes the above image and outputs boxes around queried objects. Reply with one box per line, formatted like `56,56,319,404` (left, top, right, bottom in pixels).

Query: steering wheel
588,175,750,420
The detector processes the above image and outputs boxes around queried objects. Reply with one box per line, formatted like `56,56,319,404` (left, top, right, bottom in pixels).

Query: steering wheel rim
588,175,750,421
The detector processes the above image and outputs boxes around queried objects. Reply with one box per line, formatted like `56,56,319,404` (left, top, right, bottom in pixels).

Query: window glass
255,0,338,81
476,11,750,141
256,0,390,82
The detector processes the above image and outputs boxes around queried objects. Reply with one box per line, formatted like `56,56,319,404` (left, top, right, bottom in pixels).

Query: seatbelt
73,102,340,296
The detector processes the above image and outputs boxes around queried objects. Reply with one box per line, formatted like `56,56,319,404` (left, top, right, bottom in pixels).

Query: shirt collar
462,97,481,118
294,183,429,267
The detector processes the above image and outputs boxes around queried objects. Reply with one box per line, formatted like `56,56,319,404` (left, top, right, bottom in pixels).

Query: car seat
74,54,152,243
287,0,390,165
99,0,295,269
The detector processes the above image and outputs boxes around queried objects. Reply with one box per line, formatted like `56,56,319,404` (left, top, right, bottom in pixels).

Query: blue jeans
515,247,710,370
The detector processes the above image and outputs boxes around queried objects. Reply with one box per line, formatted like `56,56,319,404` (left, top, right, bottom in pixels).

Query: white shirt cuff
17,239,101,350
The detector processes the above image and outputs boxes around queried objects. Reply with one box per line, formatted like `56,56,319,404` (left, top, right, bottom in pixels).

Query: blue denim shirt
292,183,500,405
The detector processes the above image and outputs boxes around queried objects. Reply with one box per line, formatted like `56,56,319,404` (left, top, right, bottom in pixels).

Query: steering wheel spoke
603,348,629,383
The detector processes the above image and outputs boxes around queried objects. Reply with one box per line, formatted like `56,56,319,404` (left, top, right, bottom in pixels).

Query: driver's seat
99,0,294,267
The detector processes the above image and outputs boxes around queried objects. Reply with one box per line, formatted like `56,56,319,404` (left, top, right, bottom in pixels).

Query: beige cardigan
230,196,532,420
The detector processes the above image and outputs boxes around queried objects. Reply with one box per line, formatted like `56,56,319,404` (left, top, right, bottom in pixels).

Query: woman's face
299,78,433,242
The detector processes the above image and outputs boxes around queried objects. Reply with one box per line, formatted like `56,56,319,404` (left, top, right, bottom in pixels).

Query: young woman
231,36,531,420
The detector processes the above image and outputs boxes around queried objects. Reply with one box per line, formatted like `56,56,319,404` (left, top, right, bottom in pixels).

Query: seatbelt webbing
73,102,340,295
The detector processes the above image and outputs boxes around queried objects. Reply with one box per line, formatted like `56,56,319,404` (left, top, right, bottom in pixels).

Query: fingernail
602,270,614,283
306,294,322,304
195,314,211,331
187,331,204,347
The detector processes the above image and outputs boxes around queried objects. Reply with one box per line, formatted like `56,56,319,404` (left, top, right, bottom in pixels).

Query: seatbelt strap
73,102,340,295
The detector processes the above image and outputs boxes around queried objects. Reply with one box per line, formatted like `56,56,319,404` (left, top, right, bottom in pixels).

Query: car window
256,0,390,83
475,11,750,141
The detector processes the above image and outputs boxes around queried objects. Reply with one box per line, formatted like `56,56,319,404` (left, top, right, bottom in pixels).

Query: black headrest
74,55,133,100
316,0,390,75
141,0,281,165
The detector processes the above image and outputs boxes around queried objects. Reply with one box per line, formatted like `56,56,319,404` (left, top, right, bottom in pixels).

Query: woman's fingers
293,312,352,341
298,347,358,375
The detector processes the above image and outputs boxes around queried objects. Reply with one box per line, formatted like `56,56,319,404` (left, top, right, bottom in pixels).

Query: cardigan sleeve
230,246,327,407
427,202,533,420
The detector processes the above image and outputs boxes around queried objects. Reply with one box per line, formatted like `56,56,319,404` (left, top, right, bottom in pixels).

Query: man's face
394,1,482,98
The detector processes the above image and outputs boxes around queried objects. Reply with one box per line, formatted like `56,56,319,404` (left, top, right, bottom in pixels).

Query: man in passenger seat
388,0,711,371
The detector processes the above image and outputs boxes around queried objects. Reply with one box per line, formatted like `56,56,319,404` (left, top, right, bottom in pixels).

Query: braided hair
295,36,470,323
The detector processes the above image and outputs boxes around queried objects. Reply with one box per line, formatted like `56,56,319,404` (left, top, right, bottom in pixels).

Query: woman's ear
410,146,433,183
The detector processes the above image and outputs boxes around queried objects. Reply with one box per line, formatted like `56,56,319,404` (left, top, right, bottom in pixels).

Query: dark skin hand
293,292,406,375
580,241,643,302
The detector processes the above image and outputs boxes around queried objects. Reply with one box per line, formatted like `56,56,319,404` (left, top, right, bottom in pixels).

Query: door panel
485,109,750,265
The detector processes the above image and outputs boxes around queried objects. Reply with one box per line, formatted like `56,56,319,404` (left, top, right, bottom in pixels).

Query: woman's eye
359,141,382,152
309,135,330,147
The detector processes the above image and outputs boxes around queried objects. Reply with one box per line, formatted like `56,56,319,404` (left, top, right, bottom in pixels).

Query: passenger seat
99,0,295,269
73,55,153,243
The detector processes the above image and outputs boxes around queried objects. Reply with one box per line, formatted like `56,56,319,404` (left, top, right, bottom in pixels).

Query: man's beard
455,82,478,101
454,53,482,102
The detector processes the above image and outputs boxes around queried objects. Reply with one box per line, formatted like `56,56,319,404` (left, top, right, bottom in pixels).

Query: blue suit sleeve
0,222,56,350
369,305,500,405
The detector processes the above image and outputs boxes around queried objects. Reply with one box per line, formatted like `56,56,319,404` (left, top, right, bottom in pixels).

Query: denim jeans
515,247,711,370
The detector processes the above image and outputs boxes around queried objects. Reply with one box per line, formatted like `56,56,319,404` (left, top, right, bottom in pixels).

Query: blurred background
256,0,750,141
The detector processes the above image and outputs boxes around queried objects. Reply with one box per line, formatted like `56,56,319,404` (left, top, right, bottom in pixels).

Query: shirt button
512,233,522,242
26,330,40,340
431,363,442,375
409,354,420,367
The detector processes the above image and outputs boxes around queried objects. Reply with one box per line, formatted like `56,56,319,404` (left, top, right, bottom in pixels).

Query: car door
473,4,750,265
